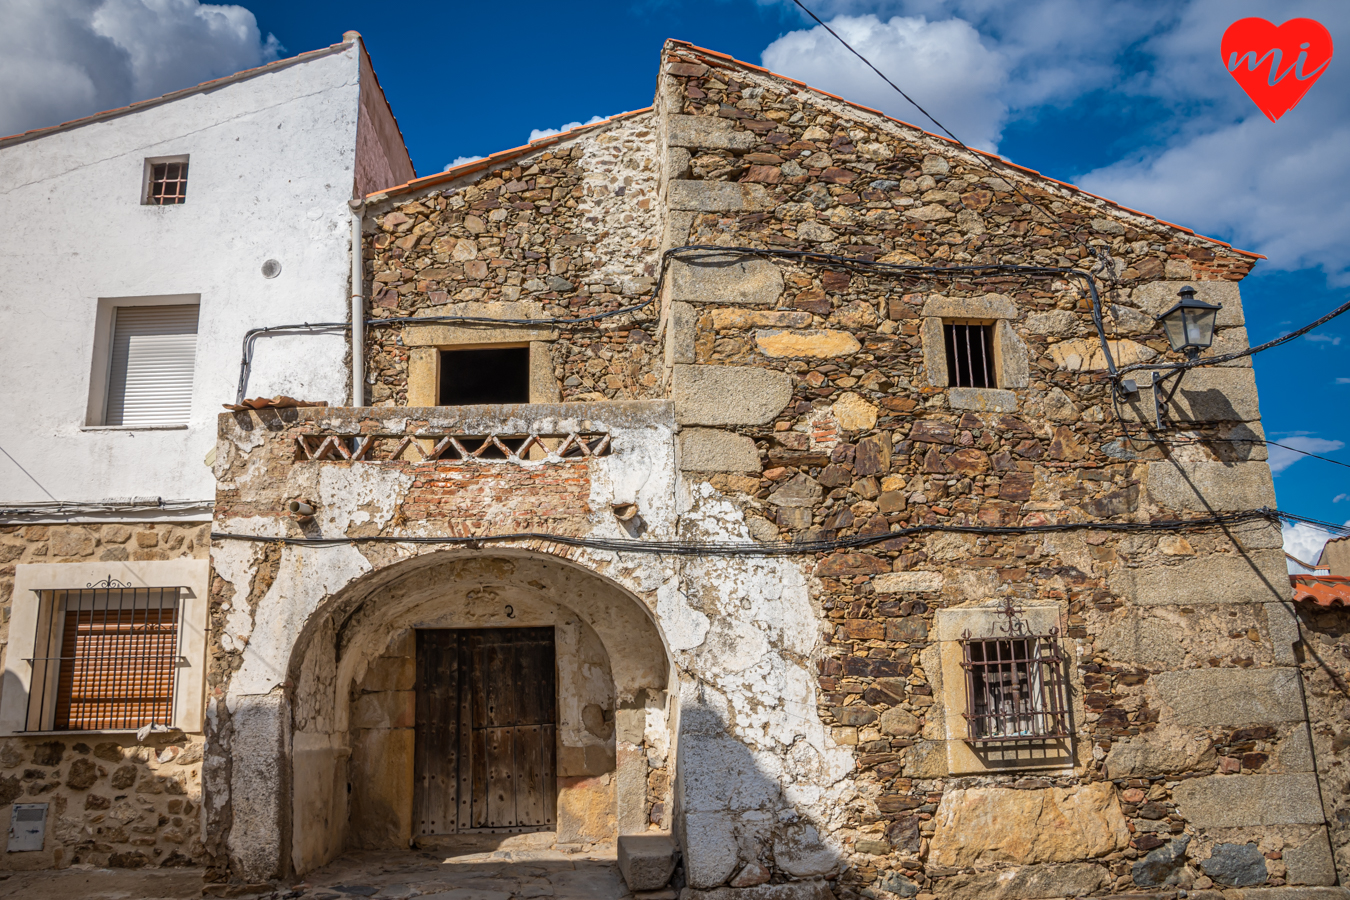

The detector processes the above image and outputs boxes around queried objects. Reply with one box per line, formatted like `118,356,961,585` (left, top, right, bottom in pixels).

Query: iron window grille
147,161,189,205
944,321,996,388
960,602,1070,743
23,578,184,732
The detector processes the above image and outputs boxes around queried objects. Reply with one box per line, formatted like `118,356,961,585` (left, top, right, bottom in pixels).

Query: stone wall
0,522,209,870
199,39,1326,898
363,112,662,407
1297,604,1350,883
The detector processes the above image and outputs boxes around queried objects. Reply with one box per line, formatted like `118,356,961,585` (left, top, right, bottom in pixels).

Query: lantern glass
1157,287,1222,355
1182,303,1218,350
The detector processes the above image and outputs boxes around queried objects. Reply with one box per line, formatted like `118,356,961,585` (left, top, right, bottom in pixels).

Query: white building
0,31,411,520
0,34,411,871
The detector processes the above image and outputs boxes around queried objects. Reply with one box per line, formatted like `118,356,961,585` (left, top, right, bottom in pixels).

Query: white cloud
0,0,281,138
1334,494,1349,504
528,115,606,143
761,14,1008,150
1283,520,1335,572
1306,334,1343,346
1267,436,1345,474
443,155,484,171
1336,378,1350,385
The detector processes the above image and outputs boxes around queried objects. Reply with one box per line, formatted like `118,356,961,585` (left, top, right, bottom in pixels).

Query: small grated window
24,582,183,732
944,321,996,388
147,161,189,205
961,632,1070,742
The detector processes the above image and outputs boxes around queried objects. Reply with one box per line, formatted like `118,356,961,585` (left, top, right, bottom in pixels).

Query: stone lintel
922,293,1017,320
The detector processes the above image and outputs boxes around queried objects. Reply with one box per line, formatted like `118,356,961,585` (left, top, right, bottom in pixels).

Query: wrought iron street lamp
1156,286,1222,359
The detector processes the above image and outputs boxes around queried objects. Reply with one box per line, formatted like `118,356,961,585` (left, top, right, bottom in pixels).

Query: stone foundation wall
0,521,209,870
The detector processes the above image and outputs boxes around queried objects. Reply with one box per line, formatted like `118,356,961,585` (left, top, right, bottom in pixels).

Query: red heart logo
1222,17,1334,121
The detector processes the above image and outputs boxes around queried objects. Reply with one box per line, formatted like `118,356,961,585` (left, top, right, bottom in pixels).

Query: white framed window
142,154,189,205
0,561,209,736
86,295,200,427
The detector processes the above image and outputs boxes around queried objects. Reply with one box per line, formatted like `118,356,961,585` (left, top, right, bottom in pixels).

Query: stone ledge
948,387,1016,412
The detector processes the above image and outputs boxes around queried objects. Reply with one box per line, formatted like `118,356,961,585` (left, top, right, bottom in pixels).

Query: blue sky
3,0,1346,557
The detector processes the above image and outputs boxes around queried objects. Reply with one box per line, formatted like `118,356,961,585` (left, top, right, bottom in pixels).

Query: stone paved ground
0,835,655,900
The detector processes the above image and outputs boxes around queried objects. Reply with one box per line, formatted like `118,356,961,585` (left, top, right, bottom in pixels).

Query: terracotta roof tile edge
663,39,1264,261
365,107,655,202
0,40,354,149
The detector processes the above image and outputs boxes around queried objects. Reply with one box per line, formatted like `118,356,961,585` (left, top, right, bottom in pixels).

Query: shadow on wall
675,688,844,892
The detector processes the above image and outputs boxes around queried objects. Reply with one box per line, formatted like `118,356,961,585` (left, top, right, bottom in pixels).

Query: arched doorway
284,550,674,875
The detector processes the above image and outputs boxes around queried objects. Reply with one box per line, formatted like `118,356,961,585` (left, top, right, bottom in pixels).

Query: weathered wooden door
414,628,557,835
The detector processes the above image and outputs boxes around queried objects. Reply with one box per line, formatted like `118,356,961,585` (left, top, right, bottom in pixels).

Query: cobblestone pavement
0,835,648,900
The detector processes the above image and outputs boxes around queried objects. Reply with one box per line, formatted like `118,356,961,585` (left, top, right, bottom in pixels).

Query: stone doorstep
619,832,679,891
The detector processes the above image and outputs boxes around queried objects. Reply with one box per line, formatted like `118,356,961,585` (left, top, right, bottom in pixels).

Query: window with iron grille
961,631,1069,742
145,158,189,205
944,321,996,388
23,582,183,732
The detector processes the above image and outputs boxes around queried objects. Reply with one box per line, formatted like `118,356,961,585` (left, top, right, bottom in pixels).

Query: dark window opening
438,347,530,407
962,636,1069,742
944,322,995,388
148,162,189,205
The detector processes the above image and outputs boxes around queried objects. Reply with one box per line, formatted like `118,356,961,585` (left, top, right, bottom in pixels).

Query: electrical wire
212,508,1276,556
1115,296,1350,377
1274,510,1350,539
1142,436,1350,470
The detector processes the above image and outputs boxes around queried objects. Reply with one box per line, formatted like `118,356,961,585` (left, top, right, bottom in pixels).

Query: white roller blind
105,305,199,426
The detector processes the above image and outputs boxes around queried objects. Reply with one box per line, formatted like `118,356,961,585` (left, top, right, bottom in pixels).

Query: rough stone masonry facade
196,38,1339,899
0,522,210,871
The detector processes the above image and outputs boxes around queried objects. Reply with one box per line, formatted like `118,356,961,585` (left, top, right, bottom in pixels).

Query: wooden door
414,628,556,835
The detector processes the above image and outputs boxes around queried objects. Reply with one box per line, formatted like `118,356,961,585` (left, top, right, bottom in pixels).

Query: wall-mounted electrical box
8,803,46,852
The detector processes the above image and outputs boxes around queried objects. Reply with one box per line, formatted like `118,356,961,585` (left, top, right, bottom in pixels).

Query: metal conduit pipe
349,198,365,407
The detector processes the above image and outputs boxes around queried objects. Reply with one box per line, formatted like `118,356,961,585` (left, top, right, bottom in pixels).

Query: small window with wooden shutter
103,304,199,426
23,582,182,732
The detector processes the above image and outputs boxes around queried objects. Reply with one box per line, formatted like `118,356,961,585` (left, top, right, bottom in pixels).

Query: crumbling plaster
208,402,851,884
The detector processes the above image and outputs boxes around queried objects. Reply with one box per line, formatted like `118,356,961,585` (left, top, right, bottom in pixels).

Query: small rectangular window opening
438,347,530,406
25,586,182,732
944,322,996,388
147,161,189,205
962,636,1069,742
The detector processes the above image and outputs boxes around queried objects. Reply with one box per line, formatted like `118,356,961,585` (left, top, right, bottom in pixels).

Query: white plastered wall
0,46,365,509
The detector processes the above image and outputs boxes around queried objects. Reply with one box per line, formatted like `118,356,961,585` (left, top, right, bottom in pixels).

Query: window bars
960,601,1069,743
944,322,996,388
148,161,188,205
24,578,183,732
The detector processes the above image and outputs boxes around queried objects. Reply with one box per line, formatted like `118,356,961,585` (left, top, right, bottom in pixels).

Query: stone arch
282,548,674,875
